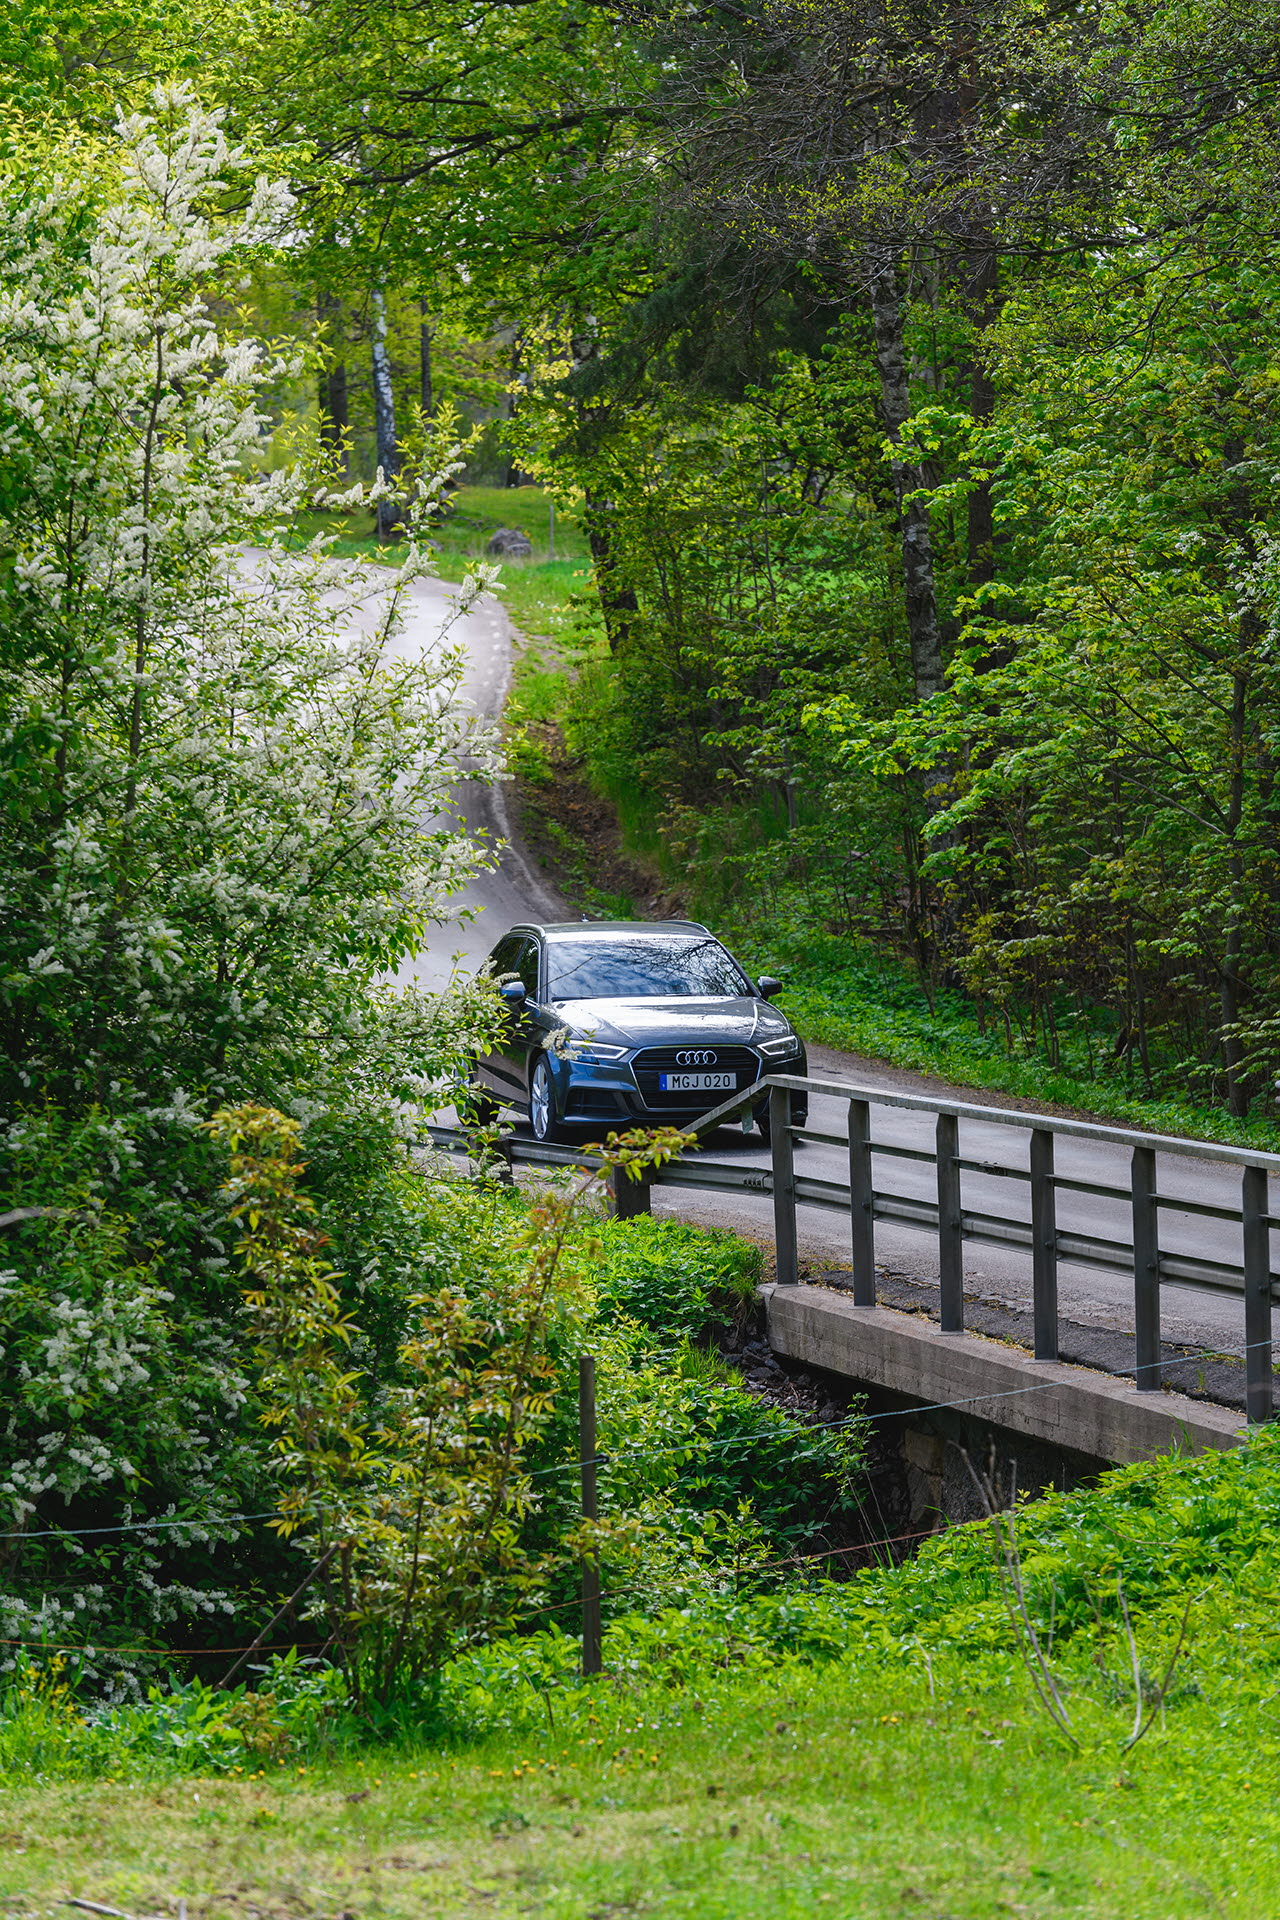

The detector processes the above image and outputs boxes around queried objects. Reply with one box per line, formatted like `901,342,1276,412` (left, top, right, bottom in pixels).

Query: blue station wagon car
466,920,808,1142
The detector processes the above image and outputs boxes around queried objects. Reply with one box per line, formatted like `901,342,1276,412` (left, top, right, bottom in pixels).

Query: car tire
529,1055,565,1144
755,1093,808,1144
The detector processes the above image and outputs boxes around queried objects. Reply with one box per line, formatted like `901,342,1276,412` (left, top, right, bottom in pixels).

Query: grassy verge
5,1655,1274,1918
294,483,590,567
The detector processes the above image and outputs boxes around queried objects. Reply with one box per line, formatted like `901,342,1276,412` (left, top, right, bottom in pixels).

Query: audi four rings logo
675,1049,717,1066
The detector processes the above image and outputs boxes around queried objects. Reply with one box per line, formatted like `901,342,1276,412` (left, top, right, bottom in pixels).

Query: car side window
488,934,522,979
514,938,540,998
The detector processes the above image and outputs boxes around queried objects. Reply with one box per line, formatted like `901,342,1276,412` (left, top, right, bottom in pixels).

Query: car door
506,935,545,1101
524,934,570,1092
478,933,528,1099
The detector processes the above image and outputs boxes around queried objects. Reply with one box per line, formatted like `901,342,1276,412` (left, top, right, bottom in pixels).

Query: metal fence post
579,1354,603,1676
936,1112,963,1331
611,1164,652,1219
1243,1166,1273,1424
1030,1128,1058,1361
1131,1145,1161,1390
771,1083,799,1285
848,1098,876,1306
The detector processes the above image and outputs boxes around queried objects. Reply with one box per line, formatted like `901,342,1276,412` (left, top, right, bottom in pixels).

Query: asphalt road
378,572,566,993
392,578,1273,1362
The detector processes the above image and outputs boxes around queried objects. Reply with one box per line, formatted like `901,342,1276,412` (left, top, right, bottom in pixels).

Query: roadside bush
0,1095,862,1701
589,1214,761,1338
524,1215,865,1605
868,1424,1280,1652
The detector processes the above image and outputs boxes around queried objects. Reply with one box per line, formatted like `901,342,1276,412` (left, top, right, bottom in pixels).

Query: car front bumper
555,1048,807,1126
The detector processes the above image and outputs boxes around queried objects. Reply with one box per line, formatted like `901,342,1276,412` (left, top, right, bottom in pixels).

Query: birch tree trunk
370,287,400,541
868,254,944,702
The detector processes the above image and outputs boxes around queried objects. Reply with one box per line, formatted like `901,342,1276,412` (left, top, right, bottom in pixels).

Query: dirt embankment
510,720,683,920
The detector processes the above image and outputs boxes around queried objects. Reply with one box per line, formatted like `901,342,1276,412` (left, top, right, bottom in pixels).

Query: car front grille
630,1044,761,1109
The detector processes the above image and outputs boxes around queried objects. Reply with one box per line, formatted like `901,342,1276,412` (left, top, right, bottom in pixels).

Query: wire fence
0,1521,954,1661
0,1333,1258,1674
0,1330,1255,1553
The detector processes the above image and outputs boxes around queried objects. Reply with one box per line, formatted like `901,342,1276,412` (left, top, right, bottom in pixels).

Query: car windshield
545,934,750,1002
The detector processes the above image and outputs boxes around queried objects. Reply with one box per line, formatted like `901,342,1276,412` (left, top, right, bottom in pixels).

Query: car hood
552,996,795,1048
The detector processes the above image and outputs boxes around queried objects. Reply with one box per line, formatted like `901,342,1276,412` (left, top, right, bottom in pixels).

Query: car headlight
563,1042,630,1064
758,1035,804,1059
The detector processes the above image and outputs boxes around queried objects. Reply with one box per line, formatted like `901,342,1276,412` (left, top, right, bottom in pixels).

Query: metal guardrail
428,1071,1280,1424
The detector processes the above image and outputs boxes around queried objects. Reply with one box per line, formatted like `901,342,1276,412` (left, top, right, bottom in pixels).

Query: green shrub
0,1100,861,1698
521,1215,864,1603
589,1215,762,1339
868,1422,1280,1652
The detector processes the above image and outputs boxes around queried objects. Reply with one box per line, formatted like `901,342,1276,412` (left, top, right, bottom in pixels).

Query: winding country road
392,576,1273,1363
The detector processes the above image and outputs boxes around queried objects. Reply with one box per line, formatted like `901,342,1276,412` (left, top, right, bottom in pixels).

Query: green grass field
294,482,590,566
3,1651,1274,1918
293,483,593,647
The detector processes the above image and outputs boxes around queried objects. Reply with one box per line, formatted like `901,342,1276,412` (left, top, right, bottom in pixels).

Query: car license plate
659,1071,736,1092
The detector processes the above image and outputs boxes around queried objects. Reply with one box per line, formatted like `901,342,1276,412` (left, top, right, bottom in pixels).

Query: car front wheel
754,1093,809,1144
529,1055,564,1144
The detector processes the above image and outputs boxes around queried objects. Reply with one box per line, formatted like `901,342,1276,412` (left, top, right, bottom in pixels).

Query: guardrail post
1242,1166,1273,1424
610,1165,652,1219
1131,1145,1161,1389
1030,1128,1058,1361
848,1098,876,1306
936,1112,963,1331
770,1083,799,1285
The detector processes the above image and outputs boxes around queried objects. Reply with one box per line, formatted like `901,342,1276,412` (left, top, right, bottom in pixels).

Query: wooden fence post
936,1112,963,1331
1243,1166,1273,1424
611,1165,652,1218
1030,1128,1058,1362
1132,1145,1160,1389
579,1354,602,1675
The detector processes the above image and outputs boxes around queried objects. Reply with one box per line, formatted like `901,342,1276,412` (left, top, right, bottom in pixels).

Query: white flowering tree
0,88,497,1118
0,95,511,1666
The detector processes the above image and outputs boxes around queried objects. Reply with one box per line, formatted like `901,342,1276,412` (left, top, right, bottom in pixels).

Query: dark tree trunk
1219,435,1260,1117
419,299,434,419
868,255,944,702
584,492,638,655
370,287,400,541
317,291,349,475
964,246,998,588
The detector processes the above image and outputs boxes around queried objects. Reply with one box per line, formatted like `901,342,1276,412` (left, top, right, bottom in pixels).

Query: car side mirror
499,979,528,1007
757,976,783,999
